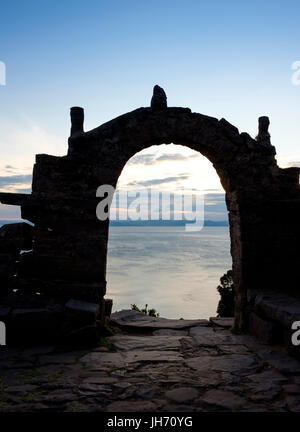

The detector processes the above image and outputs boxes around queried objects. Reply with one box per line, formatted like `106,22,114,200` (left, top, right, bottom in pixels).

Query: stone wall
0,86,299,346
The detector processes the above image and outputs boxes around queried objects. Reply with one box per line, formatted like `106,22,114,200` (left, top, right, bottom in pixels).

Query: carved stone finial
256,116,271,145
70,107,84,137
151,85,167,109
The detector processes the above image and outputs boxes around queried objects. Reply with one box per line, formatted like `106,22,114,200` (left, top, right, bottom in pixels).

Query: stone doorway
0,86,299,345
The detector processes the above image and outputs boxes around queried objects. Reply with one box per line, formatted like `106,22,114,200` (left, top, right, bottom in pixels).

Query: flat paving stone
209,317,234,328
21,346,54,358
109,335,182,351
283,384,300,394
153,329,188,336
6,384,38,393
165,387,199,403
246,369,288,387
80,352,125,369
38,353,81,366
198,389,246,410
218,344,250,354
190,326,244,346
185,354,259,374
125,350,183,363
106,400,157,412
254,348,300,374
81,377,118,385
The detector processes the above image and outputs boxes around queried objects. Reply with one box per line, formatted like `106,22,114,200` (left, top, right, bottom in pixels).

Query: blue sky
0,0,300,220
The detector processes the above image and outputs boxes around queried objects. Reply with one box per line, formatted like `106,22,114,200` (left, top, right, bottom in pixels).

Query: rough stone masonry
0,85,300,351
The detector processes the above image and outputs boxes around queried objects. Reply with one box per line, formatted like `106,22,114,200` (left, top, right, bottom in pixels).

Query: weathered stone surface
249,312,279,344
209,317,234,328
62,324,98,345
153,329,188,336
218,344,250,354
190,326,242,346
254,291,300,329
245,370,287,397
125,350,183,363
110,310,208,330
254,348,300,374
80,352,125,369
65,299,100,324
7,384,38,393
106,400,157,412
283,384,300,394
185,354,259,374
198,389,246,410
21,346,54,358
109,335,182,351
81,376,118,385
0,324,299,412
165,387,198,403
65,298,100,315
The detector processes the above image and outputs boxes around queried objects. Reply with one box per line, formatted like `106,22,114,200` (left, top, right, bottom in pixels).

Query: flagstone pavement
0,310,300,412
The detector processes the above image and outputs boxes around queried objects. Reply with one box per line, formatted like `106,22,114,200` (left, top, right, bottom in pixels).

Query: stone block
65,298,100,325
9,304,63,343
62,324,98,345
249,312,281,344
0,222,33,252
254,291,300,329
17,277,104,302
105,298,113,317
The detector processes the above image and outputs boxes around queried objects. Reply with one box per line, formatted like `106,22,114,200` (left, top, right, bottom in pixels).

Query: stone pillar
70,107,84,137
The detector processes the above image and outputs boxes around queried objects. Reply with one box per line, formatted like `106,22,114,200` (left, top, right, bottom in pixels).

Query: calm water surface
106,226,231,319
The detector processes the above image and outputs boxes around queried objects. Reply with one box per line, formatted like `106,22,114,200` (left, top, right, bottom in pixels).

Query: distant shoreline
110,220,229,227
0,219,229,228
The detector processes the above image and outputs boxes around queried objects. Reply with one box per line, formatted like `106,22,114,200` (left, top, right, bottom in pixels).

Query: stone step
110,309,209,330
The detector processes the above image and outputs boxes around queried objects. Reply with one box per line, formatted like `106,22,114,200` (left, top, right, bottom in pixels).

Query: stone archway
1,86,300,344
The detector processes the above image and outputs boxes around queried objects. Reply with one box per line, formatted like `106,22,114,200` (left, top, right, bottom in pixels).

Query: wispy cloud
284,161,300,168
128,152,199,166
0,174,32,188
156,153,198,162
127,175,190,187
0,174,32,194
127,153,157,166
0,116,65,175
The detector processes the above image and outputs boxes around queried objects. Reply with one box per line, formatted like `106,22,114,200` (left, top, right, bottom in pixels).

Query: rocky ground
0,310,300,412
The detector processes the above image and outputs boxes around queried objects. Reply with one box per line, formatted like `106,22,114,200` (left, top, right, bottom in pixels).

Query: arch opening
106,143,232,319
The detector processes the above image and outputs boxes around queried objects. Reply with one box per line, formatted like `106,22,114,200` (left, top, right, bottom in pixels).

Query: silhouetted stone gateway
1,86,300,348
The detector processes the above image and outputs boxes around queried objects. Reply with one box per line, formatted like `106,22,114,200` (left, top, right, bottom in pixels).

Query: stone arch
1,86,300,343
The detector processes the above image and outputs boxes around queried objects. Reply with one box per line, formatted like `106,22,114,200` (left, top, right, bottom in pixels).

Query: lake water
106,226,232,319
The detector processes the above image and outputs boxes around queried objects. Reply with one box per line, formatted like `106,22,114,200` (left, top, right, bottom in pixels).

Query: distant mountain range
0,219,229,228
109,220,229,227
